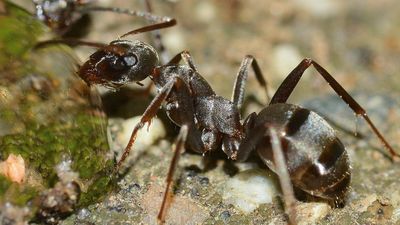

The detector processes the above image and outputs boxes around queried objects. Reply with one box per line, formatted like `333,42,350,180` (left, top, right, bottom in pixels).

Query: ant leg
165,50,198,72
269,127,297,225
158,125,189,224
115,77,185,171
236,122,297,223
231,55,271,109
270,58,399,160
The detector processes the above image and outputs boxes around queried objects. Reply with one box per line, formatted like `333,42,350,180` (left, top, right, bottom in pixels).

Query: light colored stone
296,202,331,225
351,194,378,213
56,158,79,183
110,116,166,161
222,168,279,213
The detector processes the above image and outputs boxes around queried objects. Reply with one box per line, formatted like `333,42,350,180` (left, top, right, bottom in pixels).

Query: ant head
78,40,159,88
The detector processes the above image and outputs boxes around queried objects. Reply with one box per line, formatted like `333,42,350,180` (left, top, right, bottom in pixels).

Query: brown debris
0,154,26,184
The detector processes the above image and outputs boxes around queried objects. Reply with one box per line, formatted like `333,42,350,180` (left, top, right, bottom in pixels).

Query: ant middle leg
231,55,271,110
269,58,399,160
235,122,298,223
157,125,189,224
269,127,297,225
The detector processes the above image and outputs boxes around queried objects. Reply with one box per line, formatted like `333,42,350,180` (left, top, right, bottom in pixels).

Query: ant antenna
119,19,176,38
33,39,129,57
75,5,177,39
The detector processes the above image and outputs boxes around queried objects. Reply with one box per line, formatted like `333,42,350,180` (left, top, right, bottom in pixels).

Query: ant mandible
36,22,399,224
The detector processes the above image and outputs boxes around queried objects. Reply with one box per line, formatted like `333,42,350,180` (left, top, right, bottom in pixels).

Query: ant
32,0,89,35
32,0,172,34
32,0,173,62
36,22,399,224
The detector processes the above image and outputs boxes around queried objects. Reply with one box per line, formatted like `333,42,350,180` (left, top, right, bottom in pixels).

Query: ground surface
8,0,400,224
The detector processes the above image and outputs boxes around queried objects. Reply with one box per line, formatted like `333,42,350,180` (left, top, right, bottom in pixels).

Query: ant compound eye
111,57,126,71
123,54,138,67
109,53,138,71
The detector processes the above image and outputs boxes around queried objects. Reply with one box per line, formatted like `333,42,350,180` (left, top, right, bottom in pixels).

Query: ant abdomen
252,103,351,203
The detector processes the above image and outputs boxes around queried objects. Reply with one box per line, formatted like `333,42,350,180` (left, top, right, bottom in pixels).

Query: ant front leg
115,76,185,171
270,58,399,160
231,55,271,110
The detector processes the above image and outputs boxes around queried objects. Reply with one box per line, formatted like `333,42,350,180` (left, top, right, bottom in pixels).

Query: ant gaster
37,23,399,224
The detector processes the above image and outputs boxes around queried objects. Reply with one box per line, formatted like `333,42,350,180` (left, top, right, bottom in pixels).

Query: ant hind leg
269,58,399,160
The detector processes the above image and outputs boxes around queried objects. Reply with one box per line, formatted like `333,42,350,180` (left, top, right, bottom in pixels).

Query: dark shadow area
62,14,93,39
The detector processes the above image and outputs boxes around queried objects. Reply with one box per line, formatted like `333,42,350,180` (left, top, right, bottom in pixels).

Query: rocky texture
0,2,114,223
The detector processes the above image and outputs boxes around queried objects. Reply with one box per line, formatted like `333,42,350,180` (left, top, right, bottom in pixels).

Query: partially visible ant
32,0,173,34
32,0,88,35
32,0,174,61
36,22,399,224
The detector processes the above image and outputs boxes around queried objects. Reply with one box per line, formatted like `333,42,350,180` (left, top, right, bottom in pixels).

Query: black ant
36,23,399,224
32,0,173,34
32,0,87,35
32,0,173,62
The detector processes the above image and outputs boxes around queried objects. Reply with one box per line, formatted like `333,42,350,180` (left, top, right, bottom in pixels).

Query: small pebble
111,117,166,159
77,208,90,220
199,177,209,186
296,202,330,224
190,188,200,198
220,210,231,222
222,169,279,213
0,154,25,184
